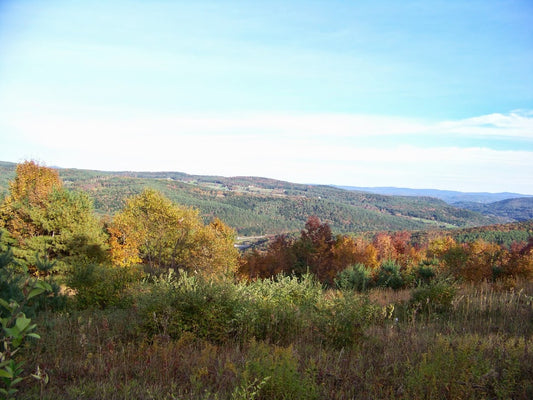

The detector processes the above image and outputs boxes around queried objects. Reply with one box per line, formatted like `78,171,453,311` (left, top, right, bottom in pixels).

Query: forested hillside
454,197,533,222
339,185,532,204
0,161,501,235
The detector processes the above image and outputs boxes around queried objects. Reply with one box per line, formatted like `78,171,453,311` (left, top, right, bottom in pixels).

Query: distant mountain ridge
454,197,533,222
336,186,533,204
0,161,505,235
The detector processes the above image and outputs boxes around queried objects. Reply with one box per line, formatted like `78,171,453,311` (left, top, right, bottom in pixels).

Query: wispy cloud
436,111,533,138
6,109,533,141
1,110,532,193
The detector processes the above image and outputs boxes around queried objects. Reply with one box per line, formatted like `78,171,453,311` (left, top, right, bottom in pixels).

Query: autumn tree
186,217,240,279
109,189,239,277
331,235,360,273
439,239,503,282
240,234,296,280
0,161,62,242
0,161,107,267
373,232,396,263
353,237,379,269
331,235,378,276
427,236,456,260
502,239,533,282
462,239,502,282
293,216,335,282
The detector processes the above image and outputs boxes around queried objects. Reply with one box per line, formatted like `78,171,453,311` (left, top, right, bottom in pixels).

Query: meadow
14,275,533,399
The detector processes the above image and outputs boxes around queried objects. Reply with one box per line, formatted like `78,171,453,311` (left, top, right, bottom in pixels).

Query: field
13,277,533,400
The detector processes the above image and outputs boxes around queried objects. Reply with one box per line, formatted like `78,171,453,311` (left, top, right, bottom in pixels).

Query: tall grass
450,282,533,337
15,277,533,399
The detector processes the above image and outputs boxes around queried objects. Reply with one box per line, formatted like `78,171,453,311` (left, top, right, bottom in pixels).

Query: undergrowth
12,273,533,399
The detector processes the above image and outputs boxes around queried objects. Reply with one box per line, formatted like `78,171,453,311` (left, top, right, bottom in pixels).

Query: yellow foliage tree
462,239,502,282
427,236,456,259
109,189,239,277
187,218,239,279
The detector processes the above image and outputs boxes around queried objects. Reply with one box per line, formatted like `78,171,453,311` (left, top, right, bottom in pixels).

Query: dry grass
14,282,533,400
368,287,411,307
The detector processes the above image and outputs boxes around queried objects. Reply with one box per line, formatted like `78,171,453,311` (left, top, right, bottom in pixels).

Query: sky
0,0,532,194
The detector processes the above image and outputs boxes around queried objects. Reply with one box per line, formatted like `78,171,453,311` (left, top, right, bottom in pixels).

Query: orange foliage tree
373,232,396,262
500,239,533,282
240,235,296,280
239,218,533,287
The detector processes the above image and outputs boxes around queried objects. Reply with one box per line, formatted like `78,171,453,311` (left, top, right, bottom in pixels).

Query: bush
236,274,321,343
1,236,65,316
313,292,381,348
137,271,243,343
0,245,24,319
376,259,405,290
68,263,143,309
410,278,457,315
335,263,373,292
413,259,439,285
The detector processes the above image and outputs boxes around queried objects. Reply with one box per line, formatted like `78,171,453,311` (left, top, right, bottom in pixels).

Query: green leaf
15,315,31,333
0,369,12,379
3,327,19,337
11,377,23,386
27,287,45,301
26,333,41,339
35,280,52,292
2,366,13,376
7,387,18,396
0,298,10,310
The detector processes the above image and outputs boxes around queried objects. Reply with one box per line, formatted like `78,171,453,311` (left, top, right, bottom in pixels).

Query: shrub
67,263,143,309
0,236,65,316
0,241,52,399
236,274,321,343
313,292,381,348
410,278,457,315
376,259,405,290
413,259,439,285
335,263,373,292
137,271,243,343
0,246,24,319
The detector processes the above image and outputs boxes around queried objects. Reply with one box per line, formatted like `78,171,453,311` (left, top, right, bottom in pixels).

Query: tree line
1,161,532,289
240,217,533,288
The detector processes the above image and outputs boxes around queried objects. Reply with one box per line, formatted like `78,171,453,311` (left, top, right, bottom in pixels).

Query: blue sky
0,0,532,193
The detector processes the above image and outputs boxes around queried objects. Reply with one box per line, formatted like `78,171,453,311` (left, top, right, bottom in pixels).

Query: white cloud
1,110,532,193
7,109,533,143
435,111,533,138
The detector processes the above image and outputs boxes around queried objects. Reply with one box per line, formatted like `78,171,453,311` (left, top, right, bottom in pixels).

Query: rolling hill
0,161,504,235
337,185,533,204
453,197,533,222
